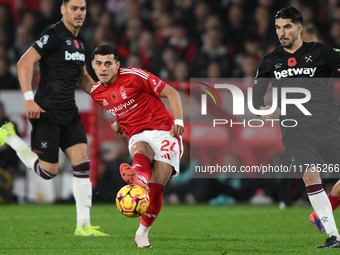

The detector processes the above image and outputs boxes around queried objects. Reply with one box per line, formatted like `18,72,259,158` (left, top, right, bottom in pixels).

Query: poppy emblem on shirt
111,92,118,102
288,57,297,67
74,40,79,49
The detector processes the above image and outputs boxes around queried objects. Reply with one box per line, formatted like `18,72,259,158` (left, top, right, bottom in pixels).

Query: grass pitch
0,204,339,254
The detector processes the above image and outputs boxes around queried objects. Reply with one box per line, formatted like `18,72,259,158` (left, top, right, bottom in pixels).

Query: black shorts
282,120,340,174
30,112,87,163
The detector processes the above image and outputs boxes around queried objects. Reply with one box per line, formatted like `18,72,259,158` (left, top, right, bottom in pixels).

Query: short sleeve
321,43,340,69
32,28,60,58
134,68,166,97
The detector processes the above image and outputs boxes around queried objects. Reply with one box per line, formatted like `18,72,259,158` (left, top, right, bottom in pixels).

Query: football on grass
116,184,150,217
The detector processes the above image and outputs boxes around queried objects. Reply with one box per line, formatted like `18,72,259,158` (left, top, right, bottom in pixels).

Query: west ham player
253,6,340,248
90,45,184,248
0,0,108,236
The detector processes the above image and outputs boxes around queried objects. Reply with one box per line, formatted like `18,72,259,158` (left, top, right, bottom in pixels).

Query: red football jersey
91,68,174,139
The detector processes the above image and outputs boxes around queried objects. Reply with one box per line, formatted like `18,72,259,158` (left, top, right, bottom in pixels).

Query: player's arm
322,43,340,69
17,47,46,119
258,105,273,120
252,57,272,120
110,121,123,136
159,84,184,136
76,65,95,94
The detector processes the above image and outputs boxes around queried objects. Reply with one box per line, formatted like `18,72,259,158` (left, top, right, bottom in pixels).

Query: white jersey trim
120,68,149,80
90,81,101,93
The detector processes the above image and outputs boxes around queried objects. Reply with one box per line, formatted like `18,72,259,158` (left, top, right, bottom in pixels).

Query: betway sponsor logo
274,67,317,80
65,51,85,61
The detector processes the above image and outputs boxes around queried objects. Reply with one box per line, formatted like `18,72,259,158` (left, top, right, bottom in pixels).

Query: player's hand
111,121,123,136
259,105,273,120
170,124,184,137
25,100,45,119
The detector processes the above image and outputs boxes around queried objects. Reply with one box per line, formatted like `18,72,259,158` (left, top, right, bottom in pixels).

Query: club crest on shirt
36,35,49,48
120,87,127,99
305,55,312,63
111,92,118,102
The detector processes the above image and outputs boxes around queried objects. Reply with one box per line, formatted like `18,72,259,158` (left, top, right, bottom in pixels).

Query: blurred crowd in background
0,0,339,88
1,0,340,205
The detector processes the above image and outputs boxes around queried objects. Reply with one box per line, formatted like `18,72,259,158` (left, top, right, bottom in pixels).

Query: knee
131,142,154,159
303,167,321,185
35,161,58,180
39,160,59,176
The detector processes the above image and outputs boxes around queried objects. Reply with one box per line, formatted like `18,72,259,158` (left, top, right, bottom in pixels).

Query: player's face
275,18,302,49
92,54,120,86
61,0,86,30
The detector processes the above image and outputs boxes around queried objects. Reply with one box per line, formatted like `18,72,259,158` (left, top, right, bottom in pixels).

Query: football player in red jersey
91,45,184,248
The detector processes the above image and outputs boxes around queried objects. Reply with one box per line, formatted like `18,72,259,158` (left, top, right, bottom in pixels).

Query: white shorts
129,130,183,176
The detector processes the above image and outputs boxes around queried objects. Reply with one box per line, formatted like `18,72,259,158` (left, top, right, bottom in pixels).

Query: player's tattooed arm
76,66,95,94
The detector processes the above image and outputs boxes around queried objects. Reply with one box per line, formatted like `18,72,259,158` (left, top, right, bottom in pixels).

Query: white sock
308,190,340,239
73,177,92,228
5,134,38,169
136,223,151,236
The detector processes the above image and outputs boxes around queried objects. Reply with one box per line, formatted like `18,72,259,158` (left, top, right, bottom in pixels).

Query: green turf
0,204,339,254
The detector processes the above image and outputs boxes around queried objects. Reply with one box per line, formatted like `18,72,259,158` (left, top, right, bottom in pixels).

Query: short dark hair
275,6,303,25
62,0,71,5
92,45,119,61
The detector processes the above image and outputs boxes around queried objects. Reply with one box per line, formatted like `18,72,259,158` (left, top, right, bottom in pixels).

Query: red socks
132,153,152,181
134,154,163,227
328,193,340,211
141,183,165,227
